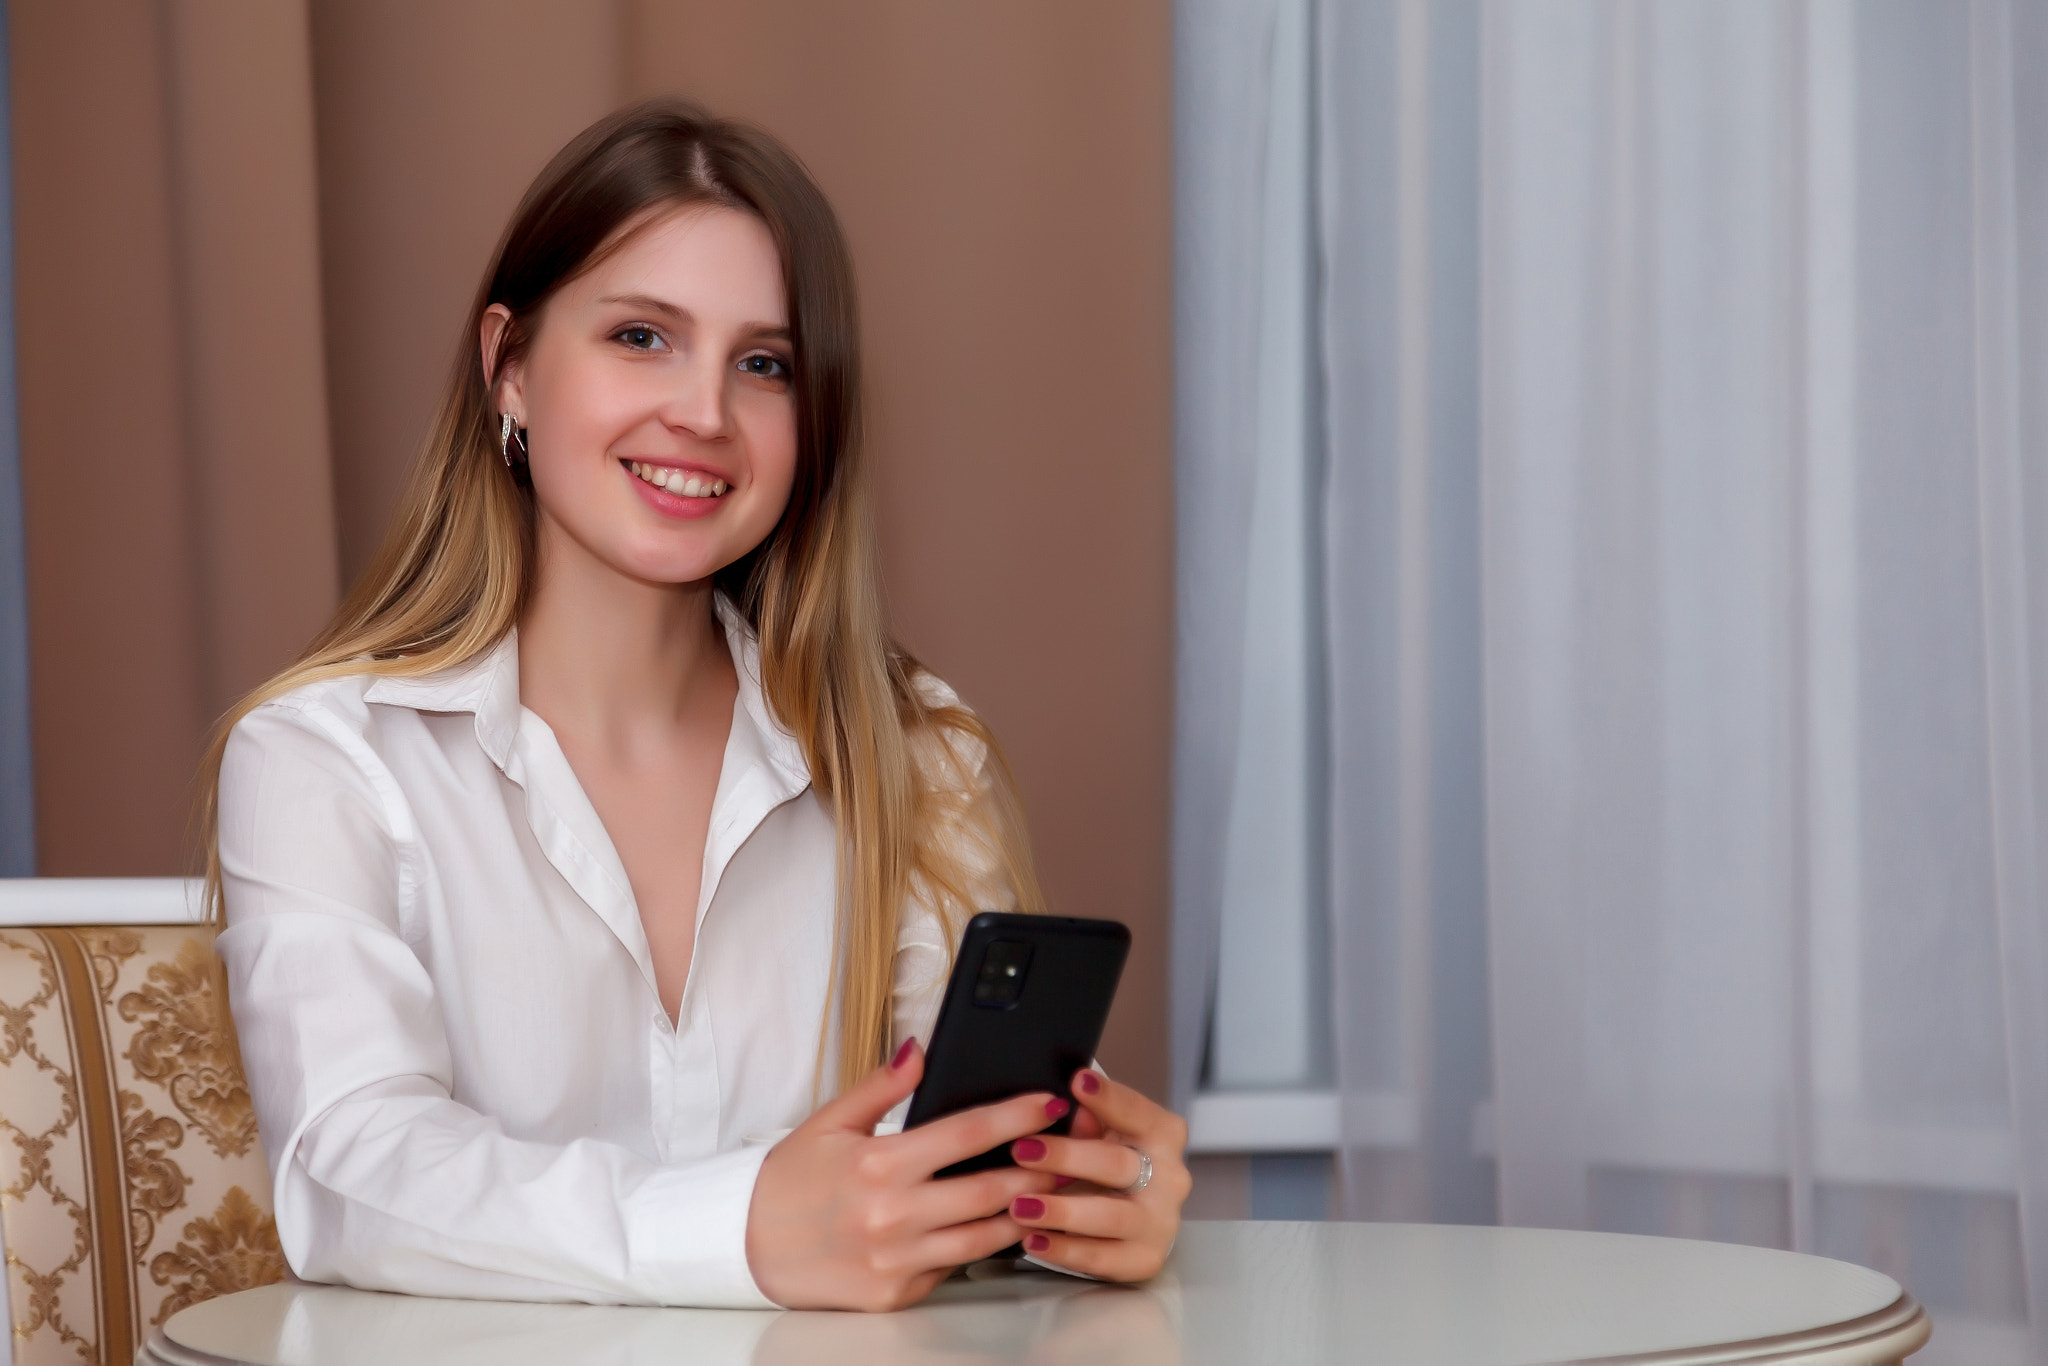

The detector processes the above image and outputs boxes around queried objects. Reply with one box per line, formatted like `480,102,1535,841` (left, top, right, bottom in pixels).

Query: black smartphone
903,911,1130,1178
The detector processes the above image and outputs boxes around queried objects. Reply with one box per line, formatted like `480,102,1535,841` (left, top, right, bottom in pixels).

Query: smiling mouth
627,460,729,499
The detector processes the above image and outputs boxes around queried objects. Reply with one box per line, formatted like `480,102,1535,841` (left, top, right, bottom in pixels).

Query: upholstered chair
0,881,286,1366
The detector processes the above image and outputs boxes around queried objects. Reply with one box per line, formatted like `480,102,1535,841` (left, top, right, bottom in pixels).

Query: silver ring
1121,1147,1153,1195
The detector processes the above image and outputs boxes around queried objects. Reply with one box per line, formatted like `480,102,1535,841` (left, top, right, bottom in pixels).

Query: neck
517,514,731,749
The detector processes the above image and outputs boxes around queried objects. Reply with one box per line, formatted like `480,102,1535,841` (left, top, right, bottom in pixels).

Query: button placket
668,986,722,1161
648,1009,678,1162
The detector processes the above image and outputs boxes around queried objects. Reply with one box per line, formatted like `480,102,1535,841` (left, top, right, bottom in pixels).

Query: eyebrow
596,293,791,342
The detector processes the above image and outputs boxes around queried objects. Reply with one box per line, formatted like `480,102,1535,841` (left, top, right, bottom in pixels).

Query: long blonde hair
195,101,1042,1095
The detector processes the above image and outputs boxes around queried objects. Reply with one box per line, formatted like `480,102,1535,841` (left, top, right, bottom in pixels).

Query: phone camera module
972,939,1034,1009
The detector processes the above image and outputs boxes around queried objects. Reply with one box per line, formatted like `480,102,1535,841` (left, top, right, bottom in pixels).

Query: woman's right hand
744,1040,1063,1310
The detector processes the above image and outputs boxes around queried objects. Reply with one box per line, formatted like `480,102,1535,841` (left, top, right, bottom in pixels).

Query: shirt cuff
625,1143,776,1307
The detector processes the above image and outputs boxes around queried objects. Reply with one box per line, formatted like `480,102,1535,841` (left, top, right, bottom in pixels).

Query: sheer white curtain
1177,1,2048,1357
1175,0,1329,1107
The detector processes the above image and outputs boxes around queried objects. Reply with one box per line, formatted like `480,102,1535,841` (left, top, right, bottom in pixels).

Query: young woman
203,101,1188,1312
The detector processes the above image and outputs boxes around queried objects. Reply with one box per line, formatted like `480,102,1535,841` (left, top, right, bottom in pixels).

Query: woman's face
488,204,798,587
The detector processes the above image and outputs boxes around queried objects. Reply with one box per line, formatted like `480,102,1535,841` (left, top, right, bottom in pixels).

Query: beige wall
13,1,1173,1097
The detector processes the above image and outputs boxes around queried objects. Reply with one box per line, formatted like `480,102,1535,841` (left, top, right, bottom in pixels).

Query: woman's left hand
1003,1068,1191,1281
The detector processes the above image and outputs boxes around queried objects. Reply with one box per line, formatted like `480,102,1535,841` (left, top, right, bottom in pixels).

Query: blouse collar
361,596,812,795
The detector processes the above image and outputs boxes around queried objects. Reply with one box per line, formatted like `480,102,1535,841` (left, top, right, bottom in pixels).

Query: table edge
137,1329,241,1366
1559,1293,1931,1366
138,1295,1934,1366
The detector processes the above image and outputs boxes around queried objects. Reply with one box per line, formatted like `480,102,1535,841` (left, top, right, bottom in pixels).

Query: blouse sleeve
215,699,774,1309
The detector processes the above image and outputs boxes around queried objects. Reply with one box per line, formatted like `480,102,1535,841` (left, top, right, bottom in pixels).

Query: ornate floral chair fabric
0,918,286,1365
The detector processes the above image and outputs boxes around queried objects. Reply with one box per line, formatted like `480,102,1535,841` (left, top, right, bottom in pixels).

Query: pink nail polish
1077,1071,1101,1095
1014,1138,1047,1162
891,1039,916,1070
1026,1233,1051,1253
1054,1175,1074,1188
1044,1097,1070,1120
1012,1196,1045,1219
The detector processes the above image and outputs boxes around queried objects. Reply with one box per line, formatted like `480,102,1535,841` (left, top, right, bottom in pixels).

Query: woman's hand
1001,1069,1191,1281
745,1041,1062,1310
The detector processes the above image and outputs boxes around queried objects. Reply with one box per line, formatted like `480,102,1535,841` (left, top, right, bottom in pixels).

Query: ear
480,304,524,421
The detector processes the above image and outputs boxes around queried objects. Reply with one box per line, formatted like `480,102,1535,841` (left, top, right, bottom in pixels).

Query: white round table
138,1221,1930,1365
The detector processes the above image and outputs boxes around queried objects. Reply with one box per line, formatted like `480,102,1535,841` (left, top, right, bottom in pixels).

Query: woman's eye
738,354,791,381
614,326,666,352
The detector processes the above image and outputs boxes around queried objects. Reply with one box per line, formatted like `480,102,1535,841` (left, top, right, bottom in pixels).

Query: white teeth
628,461,727,497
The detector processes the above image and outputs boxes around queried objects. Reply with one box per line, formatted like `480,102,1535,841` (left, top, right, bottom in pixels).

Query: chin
593,527,725,585
631,558,728,587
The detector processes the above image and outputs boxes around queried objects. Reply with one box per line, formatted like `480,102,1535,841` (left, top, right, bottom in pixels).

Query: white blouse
216,603,998,1309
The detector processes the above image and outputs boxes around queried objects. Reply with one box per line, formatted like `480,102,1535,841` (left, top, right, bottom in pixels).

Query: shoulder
229,640,499,764
898,666,1024,918
227,672,379,762
901,667,992,798
907,668,962,712
220,670,415,821
227,667,396,768
215,675,413,909
249,670,383,726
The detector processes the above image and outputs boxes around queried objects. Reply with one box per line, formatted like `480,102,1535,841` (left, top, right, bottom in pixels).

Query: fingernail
1026,1233,1051,1253
1054,1175,1074,1188
1013,1138,1047,1162
1012,1196,1045,1219
891,1038,917,1070
1044,1097,1070,1119
1077,1071,1101,1095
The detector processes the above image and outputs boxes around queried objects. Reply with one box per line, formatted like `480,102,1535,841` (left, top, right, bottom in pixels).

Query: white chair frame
0,877,207,926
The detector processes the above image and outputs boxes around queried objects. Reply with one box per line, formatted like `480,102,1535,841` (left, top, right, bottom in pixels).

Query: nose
661,353,732,441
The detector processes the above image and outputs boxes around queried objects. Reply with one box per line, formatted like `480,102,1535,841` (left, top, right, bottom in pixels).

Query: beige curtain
7,0,1175,1094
